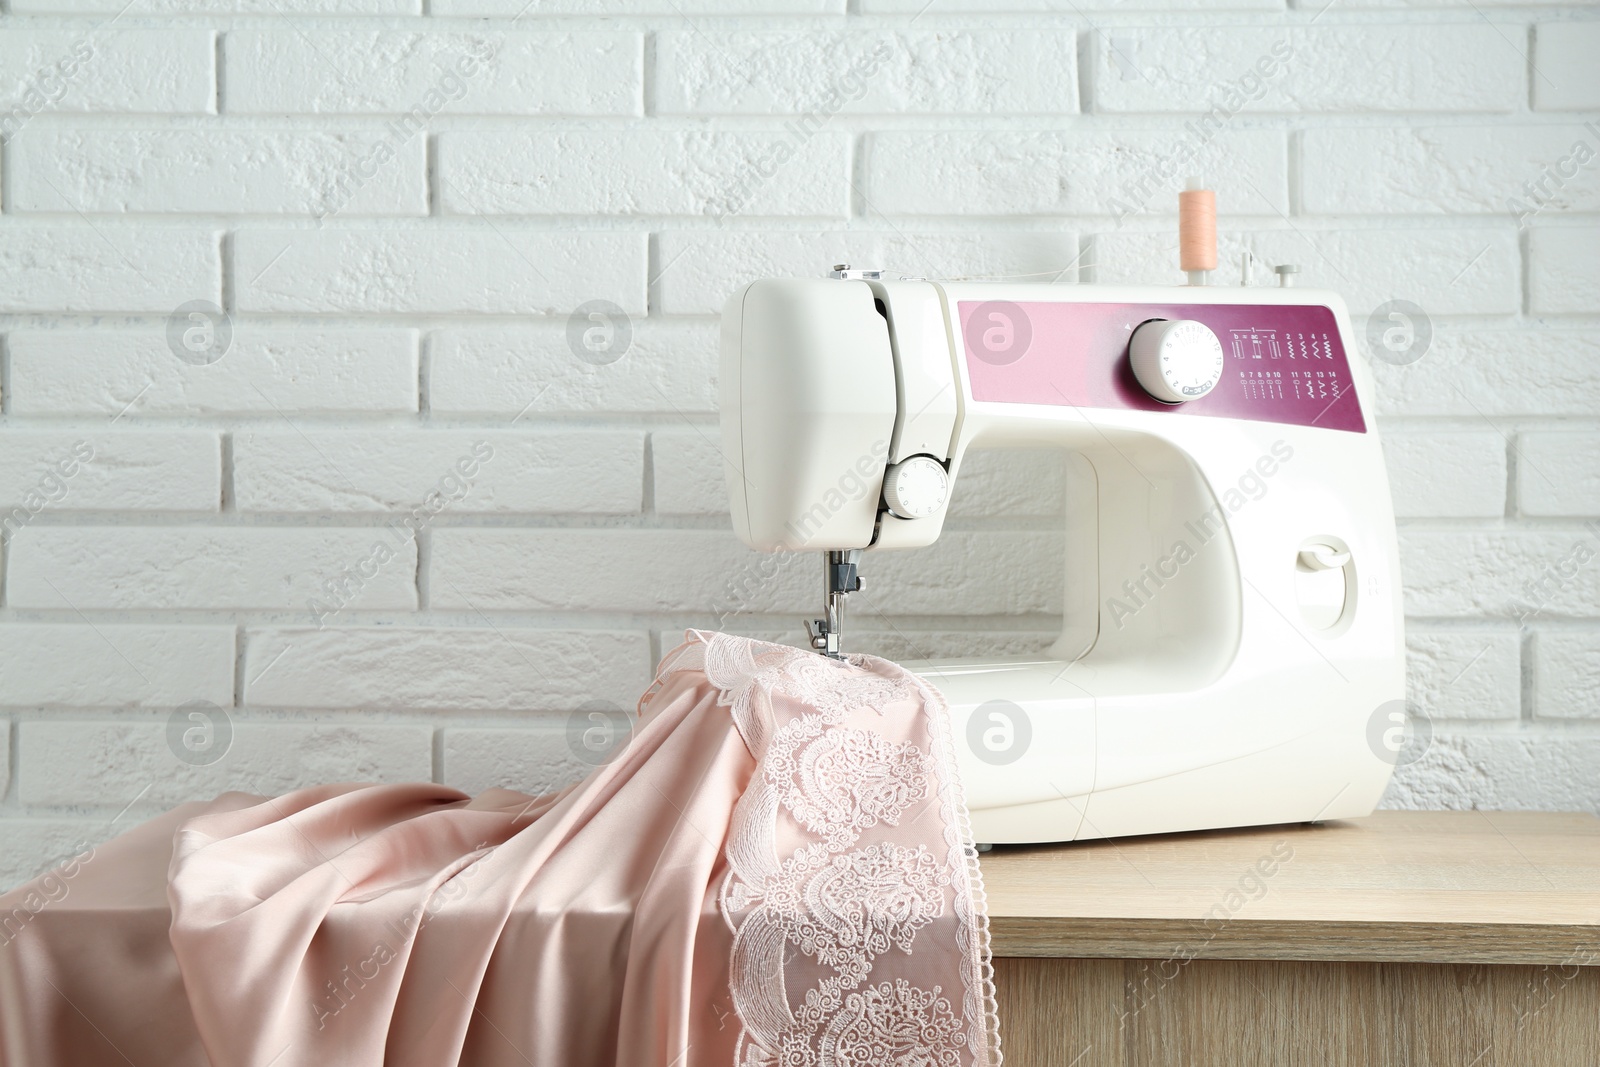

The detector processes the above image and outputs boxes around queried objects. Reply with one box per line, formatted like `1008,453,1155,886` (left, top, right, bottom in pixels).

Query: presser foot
806,550,862,659
805,618,838,658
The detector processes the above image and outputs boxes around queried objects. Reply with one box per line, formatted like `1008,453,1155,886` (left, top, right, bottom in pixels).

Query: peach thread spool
1178,177,1216,286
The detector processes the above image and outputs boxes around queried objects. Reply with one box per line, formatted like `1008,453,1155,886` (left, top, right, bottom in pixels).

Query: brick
243,628,652,712
1517,432,1600,517
1535,21,1600,111
1380,430,1505,519
0,432,220,513
0,31,213,116
652,429,736,516
0,625,234,708
430,529,1060,616
867,0,1279,7
1094,26,1520,113
658,230,1081,315
441,725,589,797
441,130,849,218
11,130,427,216
17,720,432,809
1533,630,1600,720
227,31,641,116
655,30,1076,116
1330,0,1582,6
1091,227,1518,318
234,230,645,315
866,129,1287,217
1405,629,1520,722
0,226,219,313
0,820,112,892
7,328,418,416
15,0,411,10
6,528,417,611
1304,125,1600,216
234,430,642,514
1383,733,1600,813
429,321,716,417
1370,328,1600,418
1400,530,1600,620
430,529,806,616
437,0,839,11
1529,227,1600,314
950,450,1068,519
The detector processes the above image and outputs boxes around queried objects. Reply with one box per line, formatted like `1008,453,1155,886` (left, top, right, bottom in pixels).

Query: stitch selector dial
1130,319,1225,404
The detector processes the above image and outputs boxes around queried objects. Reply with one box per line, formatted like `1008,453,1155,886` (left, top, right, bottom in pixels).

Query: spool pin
1178,179,1216,286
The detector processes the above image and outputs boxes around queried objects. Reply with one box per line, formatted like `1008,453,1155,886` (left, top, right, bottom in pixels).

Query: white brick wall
653,30,1079,115
233,230,647,314
1530,226,1600,314
864,129,1289,215
7,327,421,415
1302,126,1600,216
439,131,853,217
12,130,430,216
1534,21,1600,112
1089,25,1522,113
1,1,1597,888
0,226,220,312
224,31,642,116
0,31,215,113
231,430,645,513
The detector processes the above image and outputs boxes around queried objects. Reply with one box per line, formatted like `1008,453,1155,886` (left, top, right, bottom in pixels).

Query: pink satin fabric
0,632,999,1067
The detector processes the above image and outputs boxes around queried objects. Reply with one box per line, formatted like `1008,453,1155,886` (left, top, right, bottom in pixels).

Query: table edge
989,916,1600,966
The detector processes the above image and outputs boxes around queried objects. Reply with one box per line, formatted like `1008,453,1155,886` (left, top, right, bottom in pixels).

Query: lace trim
649,631,1001,1067
903,664,1003,1067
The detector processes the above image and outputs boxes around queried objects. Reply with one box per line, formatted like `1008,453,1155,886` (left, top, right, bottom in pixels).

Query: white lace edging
647,630,1002,1067
888,662,1003,1067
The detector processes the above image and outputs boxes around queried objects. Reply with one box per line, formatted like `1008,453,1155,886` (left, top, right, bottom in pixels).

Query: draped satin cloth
0,632,1000,1067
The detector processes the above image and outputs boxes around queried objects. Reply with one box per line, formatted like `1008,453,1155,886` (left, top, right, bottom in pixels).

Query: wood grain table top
979,810,1600,965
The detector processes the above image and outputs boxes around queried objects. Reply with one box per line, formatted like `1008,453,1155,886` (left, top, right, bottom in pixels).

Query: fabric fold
0,631,999,1067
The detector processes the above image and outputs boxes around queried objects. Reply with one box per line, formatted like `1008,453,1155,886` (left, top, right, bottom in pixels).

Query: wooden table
980,810,1600,1066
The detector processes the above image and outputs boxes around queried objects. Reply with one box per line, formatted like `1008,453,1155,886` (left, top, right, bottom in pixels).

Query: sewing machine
719,268,1404,845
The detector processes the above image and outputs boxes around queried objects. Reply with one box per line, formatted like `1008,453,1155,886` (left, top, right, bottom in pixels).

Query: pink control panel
958,300,1366,434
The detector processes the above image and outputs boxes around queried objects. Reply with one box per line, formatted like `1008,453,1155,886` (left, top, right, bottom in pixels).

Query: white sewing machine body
720,277,1404,844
